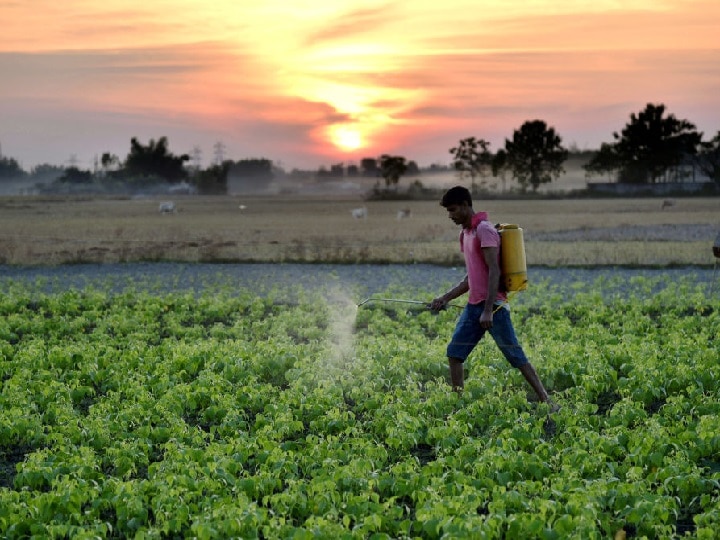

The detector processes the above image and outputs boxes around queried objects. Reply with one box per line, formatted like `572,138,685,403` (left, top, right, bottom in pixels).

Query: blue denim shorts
446,302,529,368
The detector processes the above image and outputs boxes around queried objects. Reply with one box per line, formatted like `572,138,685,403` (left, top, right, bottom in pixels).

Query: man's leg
518,363,559,412
489,307,560,412
446,304,481,393
448,357,464,392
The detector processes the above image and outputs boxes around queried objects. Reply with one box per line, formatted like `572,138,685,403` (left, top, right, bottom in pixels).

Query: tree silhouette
58,167,93,184
124,137,190,182
0,156,25,179
194,162,229,195
697,131,720,184
29,164,64,183
503,120,568,192
588,103,701,183
101,153,120,170
491,149,508,193
449,137,493,193
583,143,619,181
229,158,274,192
379,154,407,189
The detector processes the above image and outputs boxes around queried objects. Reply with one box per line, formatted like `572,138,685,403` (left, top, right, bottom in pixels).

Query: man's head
440,186,473,228
440,186,472,208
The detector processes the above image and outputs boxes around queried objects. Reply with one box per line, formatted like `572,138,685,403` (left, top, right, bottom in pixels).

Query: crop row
0,275,718,538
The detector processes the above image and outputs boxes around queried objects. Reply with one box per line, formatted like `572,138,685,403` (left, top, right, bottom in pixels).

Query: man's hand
431,277,469,312
429,296,448,312
479,308,493,329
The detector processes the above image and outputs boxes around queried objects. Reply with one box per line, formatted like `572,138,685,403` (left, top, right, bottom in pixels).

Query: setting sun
329,125,364,152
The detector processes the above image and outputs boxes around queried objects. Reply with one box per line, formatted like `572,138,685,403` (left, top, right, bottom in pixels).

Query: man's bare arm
430,274,469,310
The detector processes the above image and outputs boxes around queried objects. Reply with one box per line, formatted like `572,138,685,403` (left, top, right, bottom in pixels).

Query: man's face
445,202,471,227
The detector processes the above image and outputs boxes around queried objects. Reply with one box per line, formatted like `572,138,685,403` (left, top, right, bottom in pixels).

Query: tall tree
0,156,26,179
583,143,620,181
504,120,568,192
194,162,229,195
124,136,189,182
697,131,720,184
379,154,407,190
229,158,274,192
491,149,508,193
449,137,493,193
58,167,93,184
609,103,701,183
101,153,121,171
29,164,64,183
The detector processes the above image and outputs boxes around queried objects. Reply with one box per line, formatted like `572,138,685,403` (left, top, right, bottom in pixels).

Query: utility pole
191,145,203,171
213,141,226,166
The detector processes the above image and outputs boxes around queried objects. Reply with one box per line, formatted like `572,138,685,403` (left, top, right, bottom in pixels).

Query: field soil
0,195,718,266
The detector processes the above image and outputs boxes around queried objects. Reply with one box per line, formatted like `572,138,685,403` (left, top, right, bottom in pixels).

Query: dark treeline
0,138,278,196
1,102,719,196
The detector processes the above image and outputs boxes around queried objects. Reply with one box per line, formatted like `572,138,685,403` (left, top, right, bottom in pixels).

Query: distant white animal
661,199,676,210
239,204,247,212
396,208,411,220
351,207,368,219
159,201,176,214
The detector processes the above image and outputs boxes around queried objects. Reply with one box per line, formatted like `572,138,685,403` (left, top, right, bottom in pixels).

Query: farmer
430,186,559,412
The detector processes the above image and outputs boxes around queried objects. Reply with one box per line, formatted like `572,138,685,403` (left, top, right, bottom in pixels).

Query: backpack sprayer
496,223,528,293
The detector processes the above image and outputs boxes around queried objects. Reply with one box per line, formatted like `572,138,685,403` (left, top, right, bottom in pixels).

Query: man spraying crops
430,186,559,412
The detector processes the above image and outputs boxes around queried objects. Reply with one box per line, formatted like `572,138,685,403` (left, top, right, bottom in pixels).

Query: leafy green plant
0,275,718,538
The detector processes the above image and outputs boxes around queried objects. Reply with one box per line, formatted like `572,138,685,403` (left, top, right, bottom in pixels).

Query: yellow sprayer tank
498,224,528,291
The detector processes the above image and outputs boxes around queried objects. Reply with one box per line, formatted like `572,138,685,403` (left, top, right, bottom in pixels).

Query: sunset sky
1,0,719,171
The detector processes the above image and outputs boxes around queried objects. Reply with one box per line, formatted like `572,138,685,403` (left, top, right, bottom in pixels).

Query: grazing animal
159,201,176,214
661,199,676,210
397,208,411,220
239,204,247,212
351,207,368,219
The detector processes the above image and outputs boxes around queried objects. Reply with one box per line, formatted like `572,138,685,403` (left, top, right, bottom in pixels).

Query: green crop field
1,273,718,538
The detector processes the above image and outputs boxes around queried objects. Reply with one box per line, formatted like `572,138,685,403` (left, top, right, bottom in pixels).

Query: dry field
0,195,718,266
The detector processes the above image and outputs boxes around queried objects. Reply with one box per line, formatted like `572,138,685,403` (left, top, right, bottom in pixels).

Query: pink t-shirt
460,212,507,304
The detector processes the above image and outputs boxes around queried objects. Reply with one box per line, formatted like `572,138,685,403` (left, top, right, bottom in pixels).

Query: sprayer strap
492,290,518,314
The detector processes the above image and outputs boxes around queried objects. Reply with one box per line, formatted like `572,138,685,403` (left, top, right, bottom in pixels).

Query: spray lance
357,296,512,315
357,297,462,311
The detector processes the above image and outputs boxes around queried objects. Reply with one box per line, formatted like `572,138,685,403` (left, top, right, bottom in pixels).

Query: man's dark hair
440,186,472,208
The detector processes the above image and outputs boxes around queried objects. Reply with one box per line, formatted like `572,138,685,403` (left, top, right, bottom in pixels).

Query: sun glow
329,125,364,151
